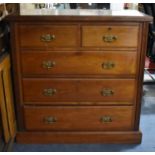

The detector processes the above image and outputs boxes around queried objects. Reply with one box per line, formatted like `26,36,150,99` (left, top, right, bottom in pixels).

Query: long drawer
21,51,137,76
24,106,134,131
18,25,79,47
22,78,136,104
82,25,139,48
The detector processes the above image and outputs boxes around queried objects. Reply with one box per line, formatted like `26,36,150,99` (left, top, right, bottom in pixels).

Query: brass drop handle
42,61,56,69
100,116,112,123
43,116,57,124
103,35,117,43
101,89,114,96
40,34,55,42
102,61,115,69
43,88,57,96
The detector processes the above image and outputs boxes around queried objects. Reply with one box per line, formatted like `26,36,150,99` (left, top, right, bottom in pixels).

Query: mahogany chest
7,10,152,143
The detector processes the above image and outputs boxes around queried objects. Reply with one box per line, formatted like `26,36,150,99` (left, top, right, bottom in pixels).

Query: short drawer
21,51,137,76
82,25,139,48
18,25,78,47
22,79,136,104
24,106,134,131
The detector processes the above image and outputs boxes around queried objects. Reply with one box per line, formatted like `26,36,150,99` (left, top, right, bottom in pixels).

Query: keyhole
108,27,112,31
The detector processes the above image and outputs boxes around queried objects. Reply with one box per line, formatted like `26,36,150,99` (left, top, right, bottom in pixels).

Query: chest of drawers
6,10,152,143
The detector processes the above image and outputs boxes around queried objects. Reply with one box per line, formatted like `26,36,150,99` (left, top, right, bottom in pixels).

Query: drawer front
23,79,135,104
24,106,134,131
21,51,137,76
19,25,78,47
82,25,139,47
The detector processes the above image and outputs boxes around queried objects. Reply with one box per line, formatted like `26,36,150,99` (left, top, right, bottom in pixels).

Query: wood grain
135,22,149,130
16,131,142,144
5,9,153,22
0,54,16,143
21,51,137,76
22,78,136,103
2,56,16,138
24,105,134,131
19,25,79,48
6,10,152,143
82,25,139,47
0,70,10,143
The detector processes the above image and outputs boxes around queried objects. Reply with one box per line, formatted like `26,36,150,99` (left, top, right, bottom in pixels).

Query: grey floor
13,84,155,152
